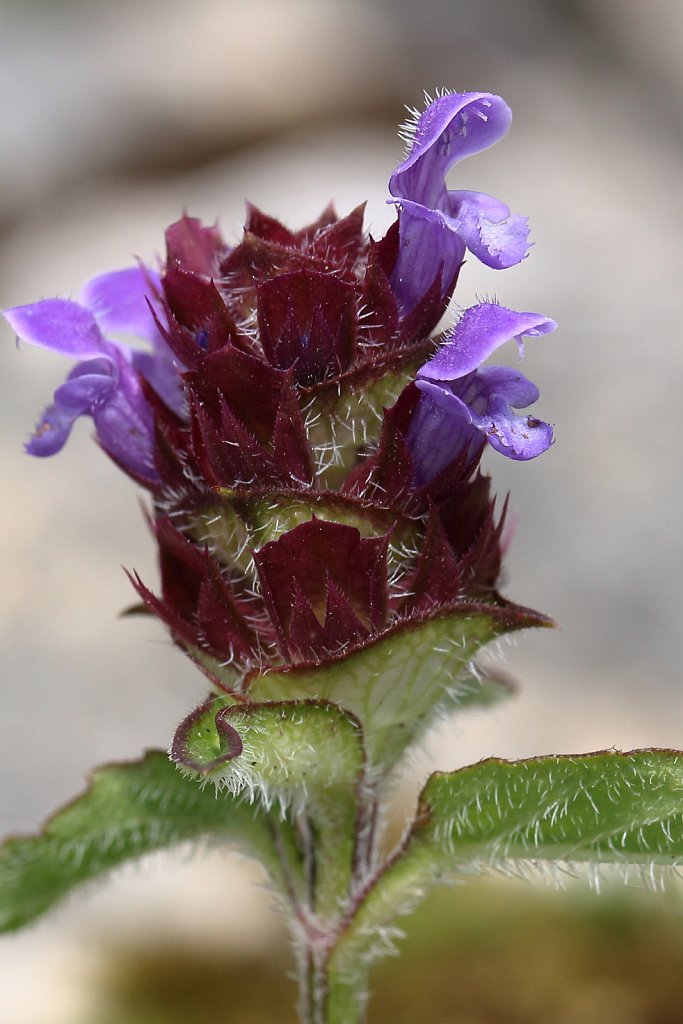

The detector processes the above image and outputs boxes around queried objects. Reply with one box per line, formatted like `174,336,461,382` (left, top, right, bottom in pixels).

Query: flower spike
3,90,556,781
0,97,605,1024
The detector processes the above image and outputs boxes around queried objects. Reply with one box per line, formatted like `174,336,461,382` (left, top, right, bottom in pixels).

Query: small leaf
0,751,299,933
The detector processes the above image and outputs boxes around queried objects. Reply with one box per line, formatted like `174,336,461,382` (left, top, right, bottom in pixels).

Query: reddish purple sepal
254,519,390,662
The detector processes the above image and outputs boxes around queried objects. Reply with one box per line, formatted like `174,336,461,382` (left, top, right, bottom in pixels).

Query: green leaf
332,749,683,975
249,603,543,767
414,749,683,868
0,750,299,933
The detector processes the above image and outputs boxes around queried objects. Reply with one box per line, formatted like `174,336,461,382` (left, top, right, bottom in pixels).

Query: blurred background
1,0,682,1020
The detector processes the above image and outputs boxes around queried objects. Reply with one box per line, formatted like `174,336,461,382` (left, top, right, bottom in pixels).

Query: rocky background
1,1,682,1020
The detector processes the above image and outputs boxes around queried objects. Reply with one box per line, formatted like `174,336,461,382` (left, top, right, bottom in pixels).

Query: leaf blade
417,749,683,868
171,698,368,918
0,750,294,933
332,749,683,975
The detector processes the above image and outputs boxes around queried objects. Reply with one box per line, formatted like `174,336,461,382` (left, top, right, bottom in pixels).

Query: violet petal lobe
131,349,185,416
415,366,553,467
78,267,164,343
418,303,557,382
447,191,530,270
425,358,552,452
5,293,159,480
392,92,513,207
54,364,115,412
26,365,114,457
408,302,556,475
405,385,484,487
4,273,175,480
386,200,466,315
3,299,109,360
92,351,158,481
80,267,184,414
468,369,554,460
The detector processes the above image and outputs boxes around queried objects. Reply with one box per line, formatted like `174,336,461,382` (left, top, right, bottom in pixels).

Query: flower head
389,91,530,312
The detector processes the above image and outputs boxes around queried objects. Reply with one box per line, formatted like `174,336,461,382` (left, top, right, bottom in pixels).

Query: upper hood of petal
418,303,557,382
4,299,110,361
391,92,513,208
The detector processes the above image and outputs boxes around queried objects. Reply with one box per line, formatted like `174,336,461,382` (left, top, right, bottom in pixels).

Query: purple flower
389,91,530,312
407,303,556,485
80,267,183,415
3,267,177,483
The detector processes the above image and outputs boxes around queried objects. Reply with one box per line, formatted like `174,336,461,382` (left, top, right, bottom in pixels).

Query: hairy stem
292,783,378,1023
299,939,367,1024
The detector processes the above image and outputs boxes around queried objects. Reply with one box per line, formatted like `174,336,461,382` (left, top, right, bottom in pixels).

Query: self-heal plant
2,90,682,1024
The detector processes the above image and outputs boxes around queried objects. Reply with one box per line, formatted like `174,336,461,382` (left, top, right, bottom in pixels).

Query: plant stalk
298,937,367,1024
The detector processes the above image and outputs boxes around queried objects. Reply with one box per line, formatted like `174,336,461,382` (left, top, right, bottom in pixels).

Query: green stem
298,937,367,1024
323,963,368,1024
292,786,376,1023
311,809,356,920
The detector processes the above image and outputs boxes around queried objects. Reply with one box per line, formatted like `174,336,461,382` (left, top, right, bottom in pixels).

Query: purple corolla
389,91,530,312
3,267,180,483
407,303,556,485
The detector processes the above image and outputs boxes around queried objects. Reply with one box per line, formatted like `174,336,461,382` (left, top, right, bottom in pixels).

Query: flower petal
476,395,553,460
447,191,530,270
388,200,466,313
92,353,157,480
466,365,540,409
26,402,82,457
80,267,185,418
132,349,185,415
407,383,483,486
78,267,164,343
26,364,114,456
457,366,554,460
416,363,553,466
387,92,530,307
418,303,557,382
3,299,108,359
